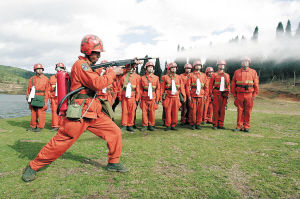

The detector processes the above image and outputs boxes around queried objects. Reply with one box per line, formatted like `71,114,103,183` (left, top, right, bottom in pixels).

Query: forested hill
0,65,53,94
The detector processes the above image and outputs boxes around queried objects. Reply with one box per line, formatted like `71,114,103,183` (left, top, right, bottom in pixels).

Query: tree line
137,20,300,84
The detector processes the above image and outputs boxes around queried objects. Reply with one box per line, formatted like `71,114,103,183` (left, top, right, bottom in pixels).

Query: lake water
0,94,50,119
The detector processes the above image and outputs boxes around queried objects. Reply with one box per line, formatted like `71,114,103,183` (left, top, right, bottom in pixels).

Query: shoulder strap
145,74,152,84
123,73,130,89
32,76,40,87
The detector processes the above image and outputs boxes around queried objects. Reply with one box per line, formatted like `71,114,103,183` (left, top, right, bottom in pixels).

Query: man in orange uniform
48,63,66,131
22,34,130,182
26,64,49,132
180,63,192,125
186,60,208,130
119,65,141,132
161,62,186,131
139,61,160,131
112,74,123,112
209,60,230,130
232,57,259,133
202,67,214,124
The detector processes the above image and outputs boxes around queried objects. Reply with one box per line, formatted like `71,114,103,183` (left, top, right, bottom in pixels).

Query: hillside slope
0,65,53,94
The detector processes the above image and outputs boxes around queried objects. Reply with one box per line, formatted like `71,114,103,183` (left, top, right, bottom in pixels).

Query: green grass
0,99,300,198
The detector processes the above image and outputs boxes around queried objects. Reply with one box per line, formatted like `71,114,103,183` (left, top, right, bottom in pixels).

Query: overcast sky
0,0,300,73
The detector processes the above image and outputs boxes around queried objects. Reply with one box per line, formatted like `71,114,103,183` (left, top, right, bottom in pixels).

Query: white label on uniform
148,83,153,99
28,86,36,102
196,78,201,95
220,77,225,91
171,80,176,95
125,83,132,98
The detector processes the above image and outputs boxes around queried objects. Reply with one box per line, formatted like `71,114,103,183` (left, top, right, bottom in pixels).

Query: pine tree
175,58,186,75
285,20,292,37
140,55,148,76
163,61,168,75
241,35,246,42
252,26,259,42
276,22,284,39
154,58,162,80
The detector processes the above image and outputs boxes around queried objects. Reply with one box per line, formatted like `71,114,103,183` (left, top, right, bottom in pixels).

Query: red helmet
184,63,192,69
144,61,155,69
216,60,226,66
241,56,251,63
193,60,202,67
34,63,44,71
205,67,214,74
167,62,177,70
81,34,104,56
56,62,65,70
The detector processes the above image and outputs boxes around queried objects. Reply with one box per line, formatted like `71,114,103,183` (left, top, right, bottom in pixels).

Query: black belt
236,85,253,90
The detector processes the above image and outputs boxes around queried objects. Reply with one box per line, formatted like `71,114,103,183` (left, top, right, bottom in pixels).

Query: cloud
0,0,299,73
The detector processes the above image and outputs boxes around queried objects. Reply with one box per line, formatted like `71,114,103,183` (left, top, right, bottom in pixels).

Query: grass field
0,97,299,198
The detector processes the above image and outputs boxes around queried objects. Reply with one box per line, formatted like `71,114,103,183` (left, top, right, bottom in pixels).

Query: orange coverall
95,68,115,106
119,72,141,127
203,76,213,123
232,67,259,130
161,73,186,127
209,71,230,128
139,72,160,127
49,75,63,128
27,74,49,129
112,75,122,111
29,56,122,171
186,71,208,125
180,73,190,124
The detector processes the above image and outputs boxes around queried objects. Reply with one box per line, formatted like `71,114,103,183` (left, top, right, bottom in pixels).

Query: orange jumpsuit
119,72,141,127
139,72,160,127
232,67,259,130
209,71,230,128
180,73,190,125
112,75,122,111
161,73,186,127
186,71,208,125
95,68,115,106
49,75,63,128
203,76,213,123
29,56,122,171
27,74,49,129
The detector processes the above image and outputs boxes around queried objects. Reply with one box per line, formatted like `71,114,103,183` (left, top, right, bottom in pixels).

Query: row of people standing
179,57,259,132
26,63,66,132
26,57,259,133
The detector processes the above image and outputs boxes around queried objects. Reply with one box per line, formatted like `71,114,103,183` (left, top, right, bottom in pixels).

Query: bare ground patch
103,176,130,199
240,134,264,138
228,164,257,198
283,142,298,146
154,159,194,178
20,139,42,143
0,128,7,133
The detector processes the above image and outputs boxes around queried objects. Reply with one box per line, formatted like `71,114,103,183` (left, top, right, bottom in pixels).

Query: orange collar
241,67,249,71
78,56,91,65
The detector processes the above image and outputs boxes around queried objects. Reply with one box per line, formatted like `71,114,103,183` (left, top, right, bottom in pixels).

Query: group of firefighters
22,34,259,182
